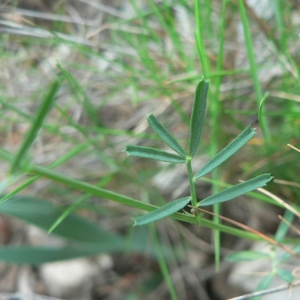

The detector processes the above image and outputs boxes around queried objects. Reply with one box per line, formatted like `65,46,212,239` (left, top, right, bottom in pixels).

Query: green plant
225,145,300,298
125,79,273,226
1,1,300,298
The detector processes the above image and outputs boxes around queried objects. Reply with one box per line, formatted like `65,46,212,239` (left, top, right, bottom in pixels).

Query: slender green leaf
226,251,270,262
278,244,300,262
275,209,295,242
188,79,209,157
198,174,273,207
133,196,191,226
124,145,186,163
195,126,256,179
58,64,99,125
0,227,164,265
48,174,114,233
0,245,119,265
10,80,59,173
48,195,89,234
277,269,294,283
258,92,270,142
147,114,186,157
153,228,178,300
0,142,91,205
0,243,111,266
255,273,273,293
239,0,270,142
0,196,123,244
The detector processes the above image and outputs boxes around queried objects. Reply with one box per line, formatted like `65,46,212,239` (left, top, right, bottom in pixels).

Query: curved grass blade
198,174,273,207
133,196,191,226
147,114,186,157
195,126,256,179
124,145,186,163
189,79,209,157
10,80,59,174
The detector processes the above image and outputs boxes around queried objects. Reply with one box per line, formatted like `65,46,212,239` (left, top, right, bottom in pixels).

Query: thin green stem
186,158,201,224
186,158,197,207
1,147,299,243
152,226,178,300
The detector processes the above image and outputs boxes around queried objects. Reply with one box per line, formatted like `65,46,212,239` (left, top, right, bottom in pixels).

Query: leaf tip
146,113,153,118
121,147,127,153
131,218,138,226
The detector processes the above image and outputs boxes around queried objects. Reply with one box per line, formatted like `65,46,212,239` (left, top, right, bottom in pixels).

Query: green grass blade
226,251,270,262
153,227,178,300
0,246,119,265
124,145,186,163
48,174,113,233
194,0,217,268
188,79,209,157
194,0,210,76
277,269,294,283
198,174,273,207
278,244,300,263
57,64,99,125
274,0,286,51
238,0,270,142
258,92,271,142
255,273,274,294
47,195,89,234
10,80,60,173
238,0,262,101
0,227,170,265
0,142,91,204
214,0,227,99
133,196,191,226
0,195,123,244
194,126,256,179
147,114,186,157
275,210,295,242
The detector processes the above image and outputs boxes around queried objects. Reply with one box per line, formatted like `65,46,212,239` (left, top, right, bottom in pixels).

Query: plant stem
186,157,201,223
186,158,197,206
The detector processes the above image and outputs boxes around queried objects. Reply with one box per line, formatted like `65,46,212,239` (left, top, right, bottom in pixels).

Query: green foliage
133,196,191,226
198,174,272,207
147,114,186,157
277,269,294,283
226,226,300,291
194,125,256,178
1,1,300,298
0,195,154,264
0,196,119,244
10,80,60,174
188,79,209,157
226,250,270,262
126,80,272,226
124,145,186,163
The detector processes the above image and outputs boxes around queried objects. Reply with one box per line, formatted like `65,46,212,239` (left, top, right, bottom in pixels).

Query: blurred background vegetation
0,0,300,299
